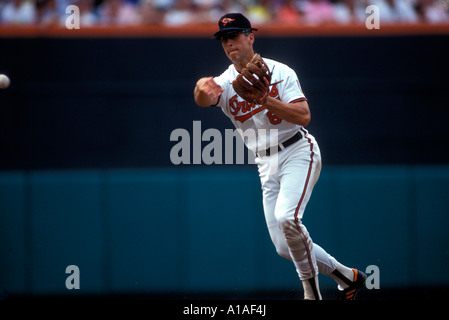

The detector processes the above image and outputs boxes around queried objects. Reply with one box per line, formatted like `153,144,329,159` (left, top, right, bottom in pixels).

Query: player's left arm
262,98,311,126
262,65,310,126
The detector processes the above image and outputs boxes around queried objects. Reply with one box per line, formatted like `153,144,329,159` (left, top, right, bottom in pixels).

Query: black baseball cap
212,13,258,40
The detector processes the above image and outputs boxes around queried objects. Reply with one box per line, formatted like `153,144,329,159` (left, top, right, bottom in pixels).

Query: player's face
221,32,255,70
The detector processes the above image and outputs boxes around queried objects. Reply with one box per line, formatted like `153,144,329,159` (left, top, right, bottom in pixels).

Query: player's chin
228,50,239,60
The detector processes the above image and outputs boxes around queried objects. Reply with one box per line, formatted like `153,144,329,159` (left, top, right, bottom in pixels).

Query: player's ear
248,33,255,45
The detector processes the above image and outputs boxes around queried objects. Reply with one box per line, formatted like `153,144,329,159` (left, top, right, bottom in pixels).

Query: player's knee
276,214,296,232
276,216,310,242
275,211,288,225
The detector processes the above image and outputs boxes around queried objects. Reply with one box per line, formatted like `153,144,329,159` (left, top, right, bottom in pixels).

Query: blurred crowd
0,0,448,27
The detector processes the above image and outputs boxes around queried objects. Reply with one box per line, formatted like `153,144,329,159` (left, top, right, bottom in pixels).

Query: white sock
330,262,354,290
302,276,322,300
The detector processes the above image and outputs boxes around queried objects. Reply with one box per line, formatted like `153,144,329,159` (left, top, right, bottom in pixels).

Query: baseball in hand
0,74,11,89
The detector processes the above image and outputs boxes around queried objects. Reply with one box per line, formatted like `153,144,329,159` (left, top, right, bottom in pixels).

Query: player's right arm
194,77,223,107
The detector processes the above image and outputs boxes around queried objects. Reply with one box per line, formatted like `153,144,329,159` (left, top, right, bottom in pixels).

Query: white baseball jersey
213,57,307,154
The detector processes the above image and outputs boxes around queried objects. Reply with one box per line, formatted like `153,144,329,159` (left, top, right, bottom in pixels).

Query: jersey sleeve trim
211,94,221,107
289,97,308,103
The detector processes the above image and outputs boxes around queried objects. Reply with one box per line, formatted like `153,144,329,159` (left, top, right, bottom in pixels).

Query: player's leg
273,133,323,299
257,133,358,300
257,155,291,260
317,248,367,299
262,228,346,280
257,146,315,264
313,243,363,291
257,150,320,298
277,134,366,297
267,231,364,294
258,160,321,300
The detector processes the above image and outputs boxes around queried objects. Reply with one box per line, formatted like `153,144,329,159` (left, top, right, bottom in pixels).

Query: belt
256,131,302,157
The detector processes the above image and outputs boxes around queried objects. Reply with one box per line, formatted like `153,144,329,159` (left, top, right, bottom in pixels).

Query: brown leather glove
232,53,272,105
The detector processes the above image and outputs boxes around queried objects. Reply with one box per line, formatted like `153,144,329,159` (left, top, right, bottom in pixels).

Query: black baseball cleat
337,269,367,300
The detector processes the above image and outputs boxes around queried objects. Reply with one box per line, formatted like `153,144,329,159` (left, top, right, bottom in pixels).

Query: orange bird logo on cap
221,17,235,25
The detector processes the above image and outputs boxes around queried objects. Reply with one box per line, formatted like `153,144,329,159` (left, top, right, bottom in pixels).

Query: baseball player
193,13,367,300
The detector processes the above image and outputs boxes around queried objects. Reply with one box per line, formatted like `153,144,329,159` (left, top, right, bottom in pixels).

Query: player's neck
234,63,245,73
233,51,255,73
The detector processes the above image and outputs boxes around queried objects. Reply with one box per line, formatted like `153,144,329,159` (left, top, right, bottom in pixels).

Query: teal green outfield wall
1,165,448,296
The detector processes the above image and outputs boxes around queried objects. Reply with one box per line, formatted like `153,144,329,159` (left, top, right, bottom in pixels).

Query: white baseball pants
256,130,338,280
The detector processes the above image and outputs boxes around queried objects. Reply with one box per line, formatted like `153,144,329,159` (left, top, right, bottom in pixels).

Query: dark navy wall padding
0,35,448,170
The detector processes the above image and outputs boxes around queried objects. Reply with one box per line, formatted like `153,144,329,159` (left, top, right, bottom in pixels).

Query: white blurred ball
0,74,11,89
